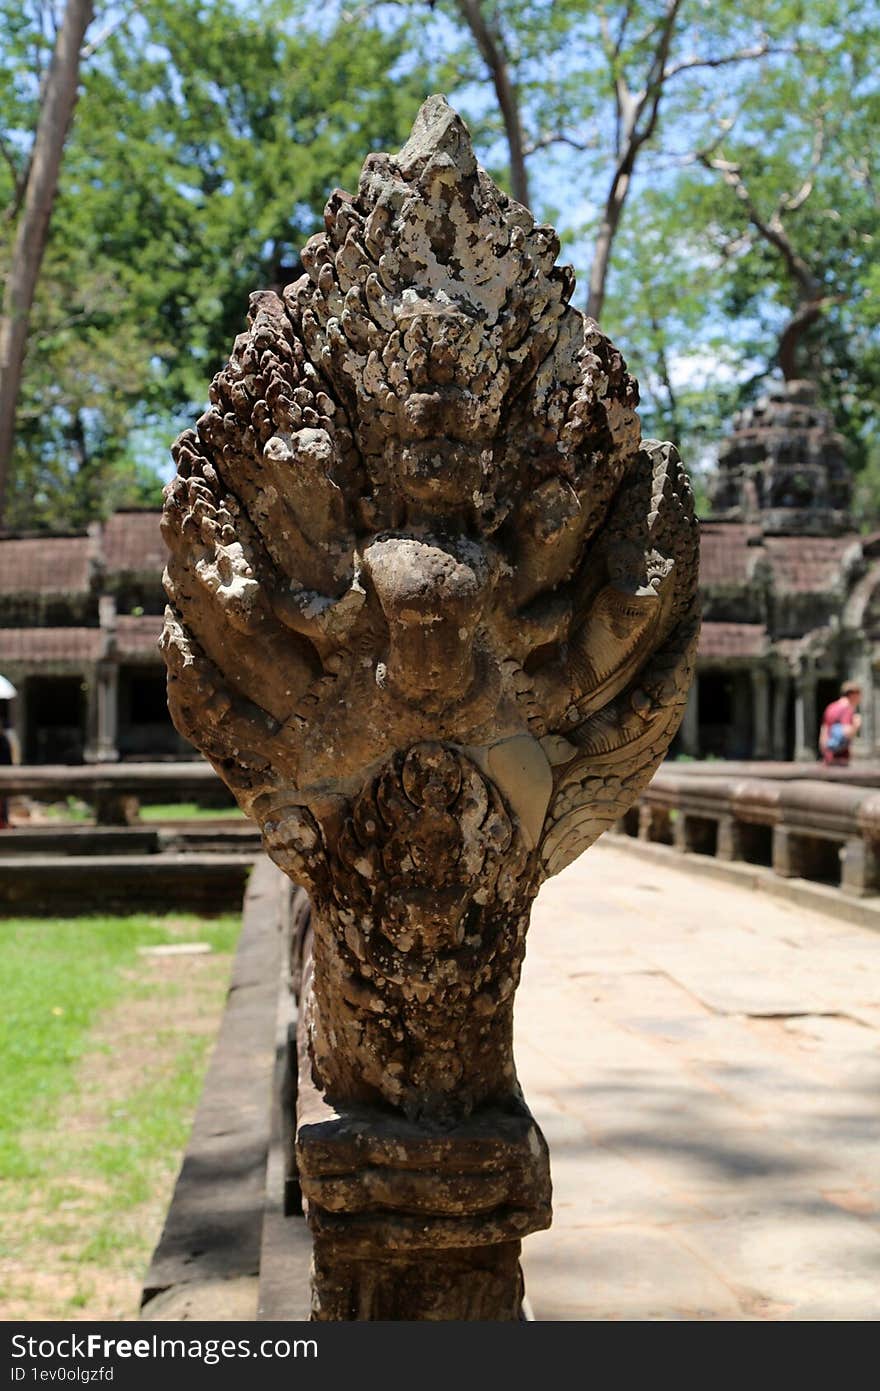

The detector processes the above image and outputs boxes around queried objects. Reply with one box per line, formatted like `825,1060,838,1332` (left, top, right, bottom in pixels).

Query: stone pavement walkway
516,838,880,1320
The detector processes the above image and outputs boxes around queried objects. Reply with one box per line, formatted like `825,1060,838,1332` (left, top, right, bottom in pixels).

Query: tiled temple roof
699,523,857,594
0,512,862,600
0,627,102,661
0,535,92,595
698,622,768,659
698,523,762,586
762,534,856,593
102,510,166,576
0,512,867,675
115,613,163,655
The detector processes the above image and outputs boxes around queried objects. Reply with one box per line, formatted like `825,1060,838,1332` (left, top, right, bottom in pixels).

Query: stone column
96,662,119,762
773,825,805,878
794,664,817,762
732,672,752,759
84,664,119,763
86,594,120,765
751,667,770,759
840,836,880,896
772,672,790,761
84,667,100,763
11,680,26,764
853,651,874,760
678,678,700,757
717,815,744,862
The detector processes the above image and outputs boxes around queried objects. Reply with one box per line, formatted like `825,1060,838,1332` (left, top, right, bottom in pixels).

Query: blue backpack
826,721,849,755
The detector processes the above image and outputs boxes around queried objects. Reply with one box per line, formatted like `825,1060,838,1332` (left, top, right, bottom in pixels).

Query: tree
4,1,877,527
0,0,94,523
410,1,791,319
700,136,835,384
581,1,777,323
602,9,880,492
0,0,430,530
452,1,529,206
423,1,878,506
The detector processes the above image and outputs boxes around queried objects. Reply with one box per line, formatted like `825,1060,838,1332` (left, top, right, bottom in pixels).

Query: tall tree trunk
587,165,631,323
649,312,682,443
587,0,683,322
701,150,830,382
0,0,94,525
455,0,530,207
778,300,824,381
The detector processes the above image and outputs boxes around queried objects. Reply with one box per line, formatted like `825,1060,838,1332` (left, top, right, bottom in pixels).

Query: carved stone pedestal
310,1241,526,1323
296,1050,550,1320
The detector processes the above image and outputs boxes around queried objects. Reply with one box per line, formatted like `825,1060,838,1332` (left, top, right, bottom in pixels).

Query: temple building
1,377,878,764
678,378,879,761
0,511,188,763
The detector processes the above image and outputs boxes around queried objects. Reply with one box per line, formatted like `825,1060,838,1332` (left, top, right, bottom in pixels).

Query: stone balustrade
622,766,880,896
0,759,226,823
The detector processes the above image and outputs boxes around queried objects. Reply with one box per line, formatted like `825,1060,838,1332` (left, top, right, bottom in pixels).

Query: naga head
160,98,699,1116
286,96,633,538
160,97,696,823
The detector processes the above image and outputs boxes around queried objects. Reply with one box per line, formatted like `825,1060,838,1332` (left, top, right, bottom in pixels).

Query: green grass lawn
137,802,245,821
0,910,240,1318
41,799,246,823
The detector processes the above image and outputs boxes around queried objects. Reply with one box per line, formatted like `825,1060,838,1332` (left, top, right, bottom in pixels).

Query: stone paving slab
613,834,880,933
516,840,880,1320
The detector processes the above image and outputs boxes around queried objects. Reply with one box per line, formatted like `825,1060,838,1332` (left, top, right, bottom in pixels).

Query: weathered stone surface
140,858,284,1314
518,839,880,1321
160,95,699,1320
0,851,252,916
140,1277,259,1322
310,1241,524,1322
296,1029,551,1230
711,378,852,535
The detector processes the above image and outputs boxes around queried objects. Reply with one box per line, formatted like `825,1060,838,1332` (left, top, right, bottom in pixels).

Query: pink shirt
821,697,855,764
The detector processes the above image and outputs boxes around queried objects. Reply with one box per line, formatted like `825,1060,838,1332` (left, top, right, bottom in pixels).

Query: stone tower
710,378,851,535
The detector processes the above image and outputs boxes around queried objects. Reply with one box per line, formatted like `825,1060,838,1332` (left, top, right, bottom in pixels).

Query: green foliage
2,0,878,524
600,188,746,467
1,0,429,530
137,801,246,821
395,0,880,510
601,5,880,487
42,796,245,821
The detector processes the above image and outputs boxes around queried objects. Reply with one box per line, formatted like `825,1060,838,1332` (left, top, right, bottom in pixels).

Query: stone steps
0,851,256,915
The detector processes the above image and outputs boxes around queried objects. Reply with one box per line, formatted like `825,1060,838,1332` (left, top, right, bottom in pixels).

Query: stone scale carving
160,96,700,1320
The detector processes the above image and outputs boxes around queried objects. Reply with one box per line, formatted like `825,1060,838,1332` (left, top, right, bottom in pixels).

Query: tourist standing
819,680,862,766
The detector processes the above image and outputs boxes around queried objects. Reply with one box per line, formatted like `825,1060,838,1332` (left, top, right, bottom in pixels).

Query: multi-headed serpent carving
160,96,699,1320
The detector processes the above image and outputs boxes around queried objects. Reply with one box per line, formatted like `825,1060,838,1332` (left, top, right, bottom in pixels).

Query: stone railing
620,767,880,897
663,759,880,785
0,760,227,823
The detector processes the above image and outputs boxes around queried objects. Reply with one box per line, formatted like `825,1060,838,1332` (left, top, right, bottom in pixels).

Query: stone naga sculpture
160,96,699,1320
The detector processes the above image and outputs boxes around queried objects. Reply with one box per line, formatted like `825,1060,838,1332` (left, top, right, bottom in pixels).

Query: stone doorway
118,668,179,759
698,670,753,758
25,675,86,764
816,677,841,738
